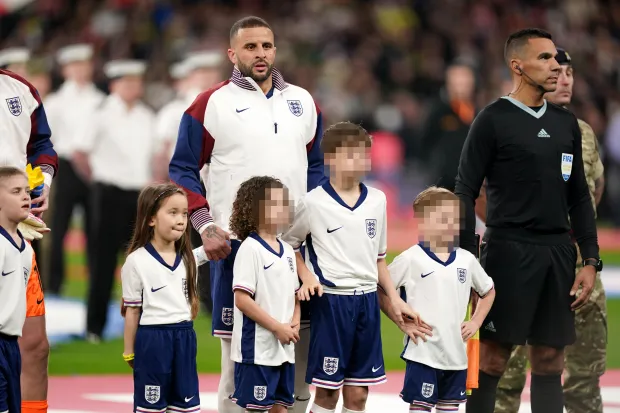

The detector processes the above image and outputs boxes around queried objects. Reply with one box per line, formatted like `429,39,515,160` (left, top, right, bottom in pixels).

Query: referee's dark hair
504,28,553,64
230,16,273,41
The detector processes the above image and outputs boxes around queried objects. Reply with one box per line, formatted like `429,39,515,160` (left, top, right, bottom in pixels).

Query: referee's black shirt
454,96,599,261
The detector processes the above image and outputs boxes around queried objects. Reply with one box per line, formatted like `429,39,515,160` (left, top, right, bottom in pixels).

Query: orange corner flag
466,299,479,395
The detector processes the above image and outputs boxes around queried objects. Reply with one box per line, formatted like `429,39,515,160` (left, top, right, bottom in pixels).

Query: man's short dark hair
230,16,273,41
504,28,553,64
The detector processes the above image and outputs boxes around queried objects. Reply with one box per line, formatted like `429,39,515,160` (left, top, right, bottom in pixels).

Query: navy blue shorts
400,360,467,408
133,322,200,413
307,291,385,389
210,239,241,338
231,362,295,411
0,334,21,413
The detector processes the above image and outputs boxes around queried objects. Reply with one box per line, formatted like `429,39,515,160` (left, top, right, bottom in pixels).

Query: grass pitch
48,251,620,375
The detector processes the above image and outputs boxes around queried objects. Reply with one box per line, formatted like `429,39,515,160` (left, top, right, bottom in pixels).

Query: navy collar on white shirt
249,232,284,258
145,242,182,271
322,181,368,211
0,226,25,252
418,241,456,266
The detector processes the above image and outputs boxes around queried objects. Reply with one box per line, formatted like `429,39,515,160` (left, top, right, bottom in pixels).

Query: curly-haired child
228,176,301,412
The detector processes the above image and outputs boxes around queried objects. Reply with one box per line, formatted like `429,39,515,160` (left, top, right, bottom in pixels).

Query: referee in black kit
455,29,601,413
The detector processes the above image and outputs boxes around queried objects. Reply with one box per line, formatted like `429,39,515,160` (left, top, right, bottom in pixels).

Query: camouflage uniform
495,119,607,413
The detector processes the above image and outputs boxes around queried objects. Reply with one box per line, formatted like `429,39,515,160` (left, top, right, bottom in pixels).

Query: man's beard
238,60,273,83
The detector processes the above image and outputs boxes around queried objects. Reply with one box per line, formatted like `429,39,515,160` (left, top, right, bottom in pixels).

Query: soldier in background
0,47,30,77
45,44,106,296
492,47,607,413
72,60,156,343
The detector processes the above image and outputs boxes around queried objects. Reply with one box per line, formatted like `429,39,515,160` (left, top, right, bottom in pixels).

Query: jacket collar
230,66,288,92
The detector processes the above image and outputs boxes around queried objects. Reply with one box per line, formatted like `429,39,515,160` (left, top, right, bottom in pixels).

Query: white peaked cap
56,44,94,65
103,59,147,79
183,51,223,72
0,48,30,67
170,61,190,80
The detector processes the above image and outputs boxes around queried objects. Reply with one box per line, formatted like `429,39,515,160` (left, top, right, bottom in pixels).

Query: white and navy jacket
0,69,58,185
169,67,326,235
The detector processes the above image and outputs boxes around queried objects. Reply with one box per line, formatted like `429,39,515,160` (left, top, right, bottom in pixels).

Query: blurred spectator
419,61,476,191
1,0,618,225
44,43,105,296
72,59,156,343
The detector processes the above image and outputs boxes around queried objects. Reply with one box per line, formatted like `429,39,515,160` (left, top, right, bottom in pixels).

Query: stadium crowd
0,1,617,413
1,0,619,223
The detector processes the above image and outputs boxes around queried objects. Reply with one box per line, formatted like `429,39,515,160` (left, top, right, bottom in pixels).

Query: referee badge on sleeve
561,153,573,181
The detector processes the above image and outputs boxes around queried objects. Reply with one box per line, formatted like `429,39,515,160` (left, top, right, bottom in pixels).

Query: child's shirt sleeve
470,256,494,297
378,194,388,259
233,242,259,297
387,250,414,290
121,256,143,307
282,195,311,251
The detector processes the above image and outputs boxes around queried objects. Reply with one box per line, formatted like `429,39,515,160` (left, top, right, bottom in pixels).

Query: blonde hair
413,186,460,217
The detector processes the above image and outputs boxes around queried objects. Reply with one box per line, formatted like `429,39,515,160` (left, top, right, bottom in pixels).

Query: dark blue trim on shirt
145,243,182,271
241,314,256,363
0,226,25,252
417,241,456,266
322,181,368,211
265,86,275,99
305,235,336,288
248,232,283,258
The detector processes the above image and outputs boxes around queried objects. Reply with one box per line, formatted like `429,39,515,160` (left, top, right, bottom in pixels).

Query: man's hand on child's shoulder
461,320,480,342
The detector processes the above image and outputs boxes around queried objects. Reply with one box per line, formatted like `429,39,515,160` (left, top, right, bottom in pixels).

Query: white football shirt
121,244,195,325
0,227,33,337
231,233,299,366
389,244,494,370
282,182,387,295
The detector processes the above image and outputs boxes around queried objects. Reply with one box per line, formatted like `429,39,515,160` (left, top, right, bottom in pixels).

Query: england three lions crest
457,268,467,283
6,97,22,116
287,100,303,117
421,382,434,398
254,386,267,401
222,307,234,326
365,219,377,239
145,385,160,404
323,357,339,375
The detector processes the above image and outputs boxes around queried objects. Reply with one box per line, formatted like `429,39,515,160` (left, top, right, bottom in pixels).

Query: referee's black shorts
479,227,577,348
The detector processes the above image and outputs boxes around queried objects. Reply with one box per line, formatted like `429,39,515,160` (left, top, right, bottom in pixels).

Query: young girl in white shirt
121,183,205,413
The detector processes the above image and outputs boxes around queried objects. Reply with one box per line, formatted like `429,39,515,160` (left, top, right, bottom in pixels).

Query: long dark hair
120,183,199,319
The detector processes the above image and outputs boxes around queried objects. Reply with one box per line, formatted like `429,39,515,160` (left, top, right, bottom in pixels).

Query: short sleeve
282,195,311,251
232,242,260,296
121,257,143,307
73,112,99,153
378,195,388,259
470,257,494,297
387,251,413,290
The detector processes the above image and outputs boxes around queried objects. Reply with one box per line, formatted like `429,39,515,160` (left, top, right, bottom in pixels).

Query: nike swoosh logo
421,272,434,278
151,286,167,292
36,298,44,304
327,226,343,234
372,365,382,373
185,396,194,402
236,108,249,113
461,391,466,396
1,270,14,276
264,263,274,270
